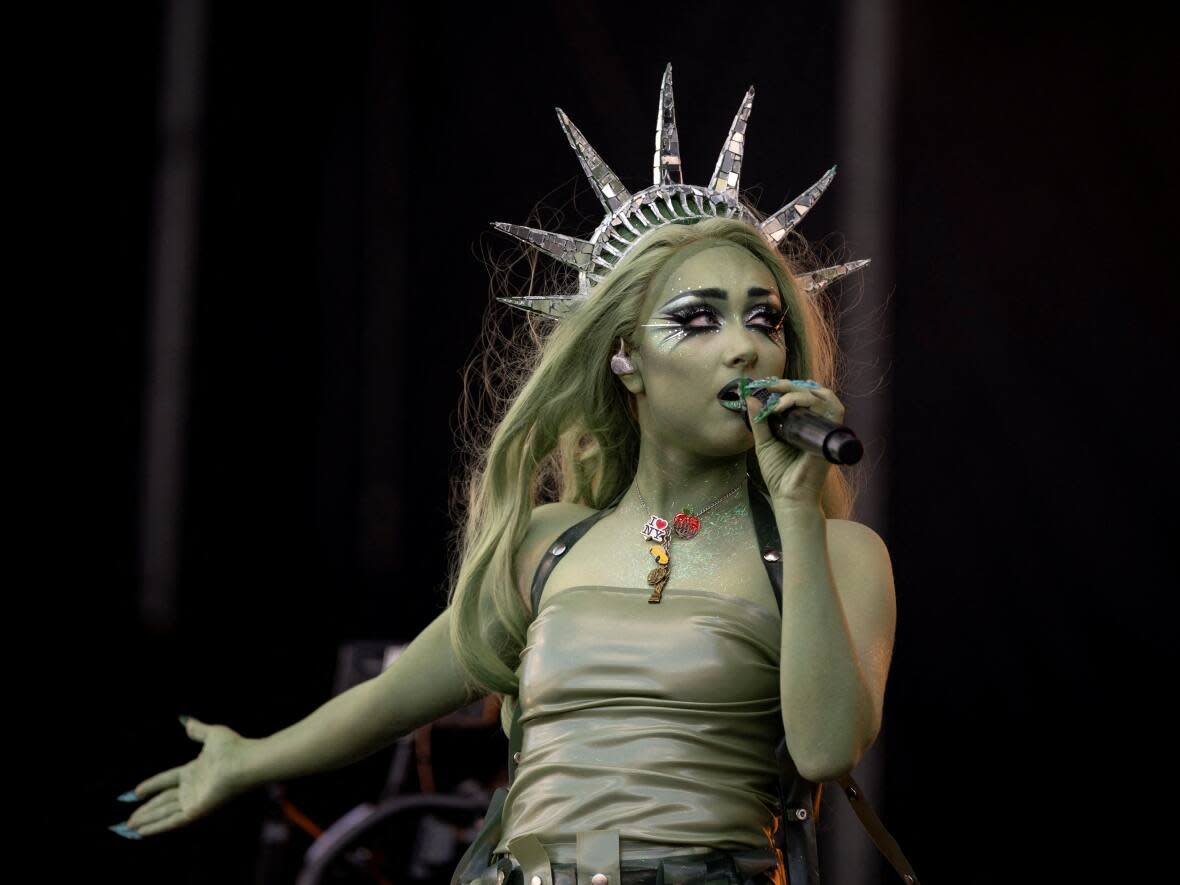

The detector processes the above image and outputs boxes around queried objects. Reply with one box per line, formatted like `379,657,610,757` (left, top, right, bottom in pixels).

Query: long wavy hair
446,215,856,734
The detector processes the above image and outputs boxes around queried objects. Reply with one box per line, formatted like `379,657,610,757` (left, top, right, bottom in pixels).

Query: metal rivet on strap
513,751,521,763
591,875,609,885
792,808,809,820
532,877,542,885
762,548,781,562
551,543,567,556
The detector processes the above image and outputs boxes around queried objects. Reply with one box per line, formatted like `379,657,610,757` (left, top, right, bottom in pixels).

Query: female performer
113,66,901,885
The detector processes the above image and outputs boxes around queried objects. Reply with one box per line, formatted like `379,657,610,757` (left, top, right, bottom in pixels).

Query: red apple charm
673,507,701,539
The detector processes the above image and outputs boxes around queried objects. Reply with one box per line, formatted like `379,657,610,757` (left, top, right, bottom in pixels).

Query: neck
626,436,750,520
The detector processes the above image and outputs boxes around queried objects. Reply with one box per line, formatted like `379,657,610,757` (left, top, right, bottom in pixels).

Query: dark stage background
48,2,1174,882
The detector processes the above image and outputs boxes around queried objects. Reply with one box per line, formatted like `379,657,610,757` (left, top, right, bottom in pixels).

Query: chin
643,405,753,457
699,423,756,459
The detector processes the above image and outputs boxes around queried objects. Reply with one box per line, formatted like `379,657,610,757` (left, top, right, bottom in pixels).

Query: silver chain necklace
634,473,747,604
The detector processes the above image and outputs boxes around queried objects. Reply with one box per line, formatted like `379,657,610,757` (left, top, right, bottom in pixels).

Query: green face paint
632,242,788,460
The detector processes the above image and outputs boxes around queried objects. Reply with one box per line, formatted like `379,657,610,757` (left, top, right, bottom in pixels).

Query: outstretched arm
237,605,482,785
121,606,481,837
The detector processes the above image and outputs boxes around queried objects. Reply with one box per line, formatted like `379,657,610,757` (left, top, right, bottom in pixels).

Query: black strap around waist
490,846,778,885
547,851,772,885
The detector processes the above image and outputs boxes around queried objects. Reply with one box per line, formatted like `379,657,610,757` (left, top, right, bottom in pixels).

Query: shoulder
825,518,890,560
823,518,896,619
513,501,598,616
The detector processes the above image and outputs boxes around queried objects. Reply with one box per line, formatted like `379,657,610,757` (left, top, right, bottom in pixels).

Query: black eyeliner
661,303,784,336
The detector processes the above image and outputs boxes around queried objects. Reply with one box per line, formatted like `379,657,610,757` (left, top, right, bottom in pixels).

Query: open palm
120,717,251,838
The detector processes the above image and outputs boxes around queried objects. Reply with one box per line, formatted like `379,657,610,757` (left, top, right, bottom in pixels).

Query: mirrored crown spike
556,108,631,213
495,295,585,319
798,260,872,295
654,63,683,186
760,167,838,245
710,85,755,197
491,222,594,271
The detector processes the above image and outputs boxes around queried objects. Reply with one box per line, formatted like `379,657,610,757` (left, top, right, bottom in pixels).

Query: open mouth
717,379,747,412
717,377,777,415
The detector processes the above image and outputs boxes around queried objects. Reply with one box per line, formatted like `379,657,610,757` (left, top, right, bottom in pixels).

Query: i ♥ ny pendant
636,476,746,603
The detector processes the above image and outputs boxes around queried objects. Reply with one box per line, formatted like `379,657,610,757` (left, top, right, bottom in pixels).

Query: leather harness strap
746,484,821,885
528,489,627,620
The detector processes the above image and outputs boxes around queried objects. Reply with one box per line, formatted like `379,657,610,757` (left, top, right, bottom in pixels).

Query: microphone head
823,430,863,465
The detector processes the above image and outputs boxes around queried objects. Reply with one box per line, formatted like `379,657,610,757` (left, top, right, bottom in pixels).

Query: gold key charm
646,537,671,603
647,556,669,604
648,578,667,603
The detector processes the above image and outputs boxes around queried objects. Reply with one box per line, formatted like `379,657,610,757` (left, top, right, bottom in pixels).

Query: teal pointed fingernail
117,790,139,803
752,392,782,423
745,377,780,393
737,377,751,400
109,822,142,840
790,379,820,388
178,714,189,726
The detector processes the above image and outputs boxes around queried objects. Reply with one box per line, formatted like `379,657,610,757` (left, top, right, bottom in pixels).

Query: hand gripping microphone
718,380,864,465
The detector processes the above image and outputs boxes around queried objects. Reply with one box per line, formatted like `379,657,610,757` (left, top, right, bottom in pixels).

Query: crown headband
492,64,870,319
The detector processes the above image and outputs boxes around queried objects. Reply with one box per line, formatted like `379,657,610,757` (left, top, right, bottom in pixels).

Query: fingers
755,379,844,423
109,822,141,840
766,389,822,416
135,764,183,799
182,715,209,743
132,799,181,830
744,392,779,452
136,810,190,838
127,788,179,829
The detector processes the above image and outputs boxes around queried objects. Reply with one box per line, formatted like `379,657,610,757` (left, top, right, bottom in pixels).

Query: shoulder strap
747,479,784,610
748,481,822,884
747,478,920,884
528,490,627,619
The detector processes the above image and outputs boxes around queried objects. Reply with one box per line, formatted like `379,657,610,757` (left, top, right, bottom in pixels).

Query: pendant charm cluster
635,477,745,604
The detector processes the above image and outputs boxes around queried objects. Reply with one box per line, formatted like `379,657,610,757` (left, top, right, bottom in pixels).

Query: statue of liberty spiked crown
492,64,869,319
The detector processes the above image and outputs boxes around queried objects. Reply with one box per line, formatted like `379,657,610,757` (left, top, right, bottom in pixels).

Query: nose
722,328,759,371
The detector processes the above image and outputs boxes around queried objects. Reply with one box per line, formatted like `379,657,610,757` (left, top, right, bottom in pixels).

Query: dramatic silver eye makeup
641,287,786,348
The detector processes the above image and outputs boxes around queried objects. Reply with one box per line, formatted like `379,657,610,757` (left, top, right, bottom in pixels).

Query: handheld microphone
719,381,864,465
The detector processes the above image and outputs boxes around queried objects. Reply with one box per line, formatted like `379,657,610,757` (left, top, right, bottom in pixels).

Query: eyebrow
661,287,778,308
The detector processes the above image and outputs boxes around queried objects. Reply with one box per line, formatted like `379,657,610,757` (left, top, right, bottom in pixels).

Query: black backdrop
49,2,1175,882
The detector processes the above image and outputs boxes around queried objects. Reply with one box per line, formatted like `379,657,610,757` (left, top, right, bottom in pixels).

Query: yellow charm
649,544,669,565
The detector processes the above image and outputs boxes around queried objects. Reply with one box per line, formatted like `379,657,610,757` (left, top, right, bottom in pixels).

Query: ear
616,349,644,395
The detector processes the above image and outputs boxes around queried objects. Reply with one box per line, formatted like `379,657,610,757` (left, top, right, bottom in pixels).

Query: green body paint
115,218,881,844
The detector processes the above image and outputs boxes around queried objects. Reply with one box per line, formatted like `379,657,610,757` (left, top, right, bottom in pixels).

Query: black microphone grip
746,387,864,465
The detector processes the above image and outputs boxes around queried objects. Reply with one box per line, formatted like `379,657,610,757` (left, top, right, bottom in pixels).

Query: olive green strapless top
493,584,783,861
